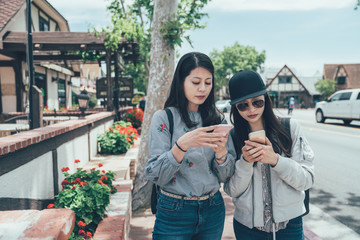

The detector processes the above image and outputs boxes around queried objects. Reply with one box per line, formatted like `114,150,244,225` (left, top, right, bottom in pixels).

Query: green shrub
97,121,139,155
88,97,98,108
48,160,117,239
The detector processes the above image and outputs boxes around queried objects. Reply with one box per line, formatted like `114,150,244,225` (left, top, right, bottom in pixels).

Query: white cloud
47,0,110,30
48,0,108,11
206,0,356,11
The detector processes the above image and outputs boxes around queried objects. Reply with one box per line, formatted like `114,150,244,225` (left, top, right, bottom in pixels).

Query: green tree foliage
95,0,211,93
210,42,266,92
355,0,360,10
314,78,336,99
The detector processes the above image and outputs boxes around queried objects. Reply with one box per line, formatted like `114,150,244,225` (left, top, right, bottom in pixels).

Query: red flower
47,203,54,209
98,163,103,167
75,178,81,183
189,162,193,167
102,170,106,173
74,159,80,163
61,167,70,172
101,176,108,180
126,137,131,142
72,186,76,190
80,182,87,187
78,220,86,228
92,168,96,170
78,230,86,236
172,177,176,182
86,231,92,238
61,180,69,186
98,180,105,185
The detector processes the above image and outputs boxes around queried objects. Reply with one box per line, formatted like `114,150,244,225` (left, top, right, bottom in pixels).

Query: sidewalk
129,191,316,240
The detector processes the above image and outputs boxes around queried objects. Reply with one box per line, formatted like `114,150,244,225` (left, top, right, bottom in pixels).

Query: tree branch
137,0,144,26
120,0,127,18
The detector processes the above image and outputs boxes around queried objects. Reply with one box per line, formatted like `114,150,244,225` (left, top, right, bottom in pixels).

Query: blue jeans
233,216,304,240
153,190,225,240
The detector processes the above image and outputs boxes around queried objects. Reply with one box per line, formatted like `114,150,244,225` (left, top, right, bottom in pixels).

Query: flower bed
122,107,144,129
48,160,117,239
97,121,139,155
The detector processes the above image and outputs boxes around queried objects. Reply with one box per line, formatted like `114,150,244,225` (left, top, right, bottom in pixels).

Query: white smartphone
213,124,233,135
248,130,266,144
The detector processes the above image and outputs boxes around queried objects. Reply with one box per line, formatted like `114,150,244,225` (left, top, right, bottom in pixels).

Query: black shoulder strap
280,117,291,136
165,108,174,142
229,128,237,147
230,128,240,159
279,116,310,216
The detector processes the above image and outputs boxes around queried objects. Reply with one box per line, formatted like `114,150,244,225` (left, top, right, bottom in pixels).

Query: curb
304,224,323,240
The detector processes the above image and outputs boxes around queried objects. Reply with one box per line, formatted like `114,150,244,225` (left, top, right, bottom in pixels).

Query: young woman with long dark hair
225,70,314,240
145,52,236,240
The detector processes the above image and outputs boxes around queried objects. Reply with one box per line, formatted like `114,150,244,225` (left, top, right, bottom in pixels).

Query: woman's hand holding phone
177,125,227,150
242,136,279,166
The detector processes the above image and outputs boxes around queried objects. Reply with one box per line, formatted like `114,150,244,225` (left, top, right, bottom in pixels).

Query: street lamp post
77,90,90,119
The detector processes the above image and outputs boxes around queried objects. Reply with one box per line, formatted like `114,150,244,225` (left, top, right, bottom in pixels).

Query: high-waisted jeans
233,216,304,240
153,190,225,240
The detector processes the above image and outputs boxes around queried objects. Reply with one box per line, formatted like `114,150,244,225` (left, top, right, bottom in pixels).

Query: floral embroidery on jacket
185,159,193,167
158,124,167,133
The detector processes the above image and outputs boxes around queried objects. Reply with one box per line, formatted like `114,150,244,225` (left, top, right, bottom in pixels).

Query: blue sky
48,0,360,76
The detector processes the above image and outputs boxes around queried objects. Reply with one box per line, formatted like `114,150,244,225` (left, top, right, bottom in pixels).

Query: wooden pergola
0,31,139,114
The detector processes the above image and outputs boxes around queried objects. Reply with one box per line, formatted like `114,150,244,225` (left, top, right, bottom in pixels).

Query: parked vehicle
315,88,360,125
216,99,231,113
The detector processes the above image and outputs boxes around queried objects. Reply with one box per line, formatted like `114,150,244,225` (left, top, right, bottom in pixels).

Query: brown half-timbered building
323,64,360,91
263,65,321,108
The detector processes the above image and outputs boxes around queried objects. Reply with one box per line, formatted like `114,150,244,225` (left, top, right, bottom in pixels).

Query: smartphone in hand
213,124,233,135
248,130,266,144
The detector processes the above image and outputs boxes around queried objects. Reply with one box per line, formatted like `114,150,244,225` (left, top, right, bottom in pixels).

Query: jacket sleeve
212,133,236,183
145,110,182,187
272,118,315,191
223,155,254,198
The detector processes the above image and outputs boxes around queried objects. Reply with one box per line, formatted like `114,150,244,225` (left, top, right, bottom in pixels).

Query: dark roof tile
0,0,25,32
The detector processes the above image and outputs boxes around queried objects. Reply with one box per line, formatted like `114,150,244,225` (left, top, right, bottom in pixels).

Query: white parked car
216,99,231,113
315,88,360,125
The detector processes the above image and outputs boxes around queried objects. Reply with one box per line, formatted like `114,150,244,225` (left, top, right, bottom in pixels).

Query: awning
40,63,74,76
268,91,279,96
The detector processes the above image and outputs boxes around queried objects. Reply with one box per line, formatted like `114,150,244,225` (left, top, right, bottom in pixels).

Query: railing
0,111,115,210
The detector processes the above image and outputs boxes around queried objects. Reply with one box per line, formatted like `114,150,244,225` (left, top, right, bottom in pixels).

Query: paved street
272,109,360,239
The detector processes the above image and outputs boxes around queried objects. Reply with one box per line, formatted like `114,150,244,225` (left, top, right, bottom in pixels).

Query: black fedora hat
229,70,267,105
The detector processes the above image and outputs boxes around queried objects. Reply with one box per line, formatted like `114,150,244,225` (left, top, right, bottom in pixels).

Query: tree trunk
132,0,177,212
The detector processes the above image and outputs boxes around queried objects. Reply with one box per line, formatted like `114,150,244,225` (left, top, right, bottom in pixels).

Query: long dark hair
230,93,292,157
164,52,223,128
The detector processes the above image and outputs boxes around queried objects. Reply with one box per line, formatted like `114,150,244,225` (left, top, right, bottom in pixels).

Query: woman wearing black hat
224,70,314,240
145,52,236,239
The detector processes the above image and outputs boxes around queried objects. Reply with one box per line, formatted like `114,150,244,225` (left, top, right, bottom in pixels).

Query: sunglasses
236,99,265,112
